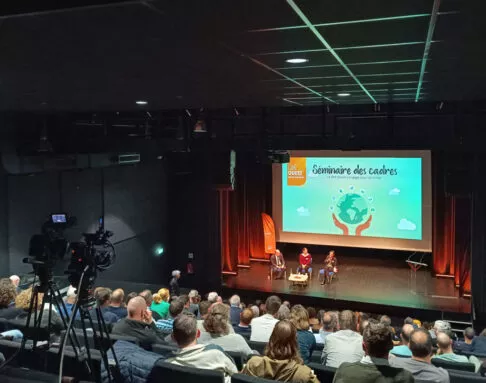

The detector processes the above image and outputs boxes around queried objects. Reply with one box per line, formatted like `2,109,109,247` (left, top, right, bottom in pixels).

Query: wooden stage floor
223,256,471,315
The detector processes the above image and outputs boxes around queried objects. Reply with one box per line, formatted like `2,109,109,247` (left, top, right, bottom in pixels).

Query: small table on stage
289,273,309,288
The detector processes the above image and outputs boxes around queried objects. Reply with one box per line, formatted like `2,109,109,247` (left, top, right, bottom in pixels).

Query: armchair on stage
319,266,338,285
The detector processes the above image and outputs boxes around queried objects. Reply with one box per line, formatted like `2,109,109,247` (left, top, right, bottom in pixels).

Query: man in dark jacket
169,270,181,298
112,297,166,349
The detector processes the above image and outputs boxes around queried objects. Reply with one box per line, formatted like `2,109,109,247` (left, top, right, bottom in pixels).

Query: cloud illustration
389,188,400,196
296,206,310,216
397,218,416,231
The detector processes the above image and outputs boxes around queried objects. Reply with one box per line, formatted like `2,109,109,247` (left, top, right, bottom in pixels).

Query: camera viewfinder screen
51,214,67,223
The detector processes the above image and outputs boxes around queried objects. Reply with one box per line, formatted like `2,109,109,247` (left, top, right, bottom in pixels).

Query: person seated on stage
290,305,316,364
250,295,281,342
390,324,414,357
389,329,449,383
198,303,255,357
270,249,286,279
320,250,338,285
166,313,237,383
234,308,253,336
454,327,475,353
333,321,414,383
297,247,312,275
242,319,319,382
321,310,364,368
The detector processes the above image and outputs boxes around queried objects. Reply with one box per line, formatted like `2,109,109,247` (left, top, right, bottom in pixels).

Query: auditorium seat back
448,370,486,383
147,360,225,383
431,358,476,372
247,341,266,355
308,362,336,383
231,373,275,382
225,350,245,371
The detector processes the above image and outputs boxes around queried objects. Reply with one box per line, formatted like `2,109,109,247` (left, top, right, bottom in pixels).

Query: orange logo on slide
287,157,306,186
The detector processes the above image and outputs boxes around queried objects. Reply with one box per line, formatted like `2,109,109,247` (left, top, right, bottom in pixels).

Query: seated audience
64,285,77,317
319,311,337,344
106,288,127,320
359,319,370,336
321,310,364,368
167,313,237,383
9,275,20,293
390,329,449,383
178,294,192,314
197,300,211,331
433,320,451,339
434,331,469,363
259,303,267,316
207,291,219,304
250,295,281,342
380,315,392,328
390,324,414,357
91,287,119,324
277,304,290,320
234,308,253,336
151,288,170,319
125,291,138,305
112,296,166,347
0,278,22,319
283,300,290,307
139,289,161,320
404,316,418,329
198,303,254,357
454,326,475,353
188,289,199,316
250,305,260,319
155,298,185,334
290,305,316,364
229,294,242,326
242,320,319,383
333,321,414,383
471,329,486,354
307,306,320,332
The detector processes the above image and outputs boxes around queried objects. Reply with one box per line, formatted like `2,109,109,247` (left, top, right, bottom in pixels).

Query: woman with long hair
198,303,254,357
242,320,319,382
150,288,170,319
291,305,316,364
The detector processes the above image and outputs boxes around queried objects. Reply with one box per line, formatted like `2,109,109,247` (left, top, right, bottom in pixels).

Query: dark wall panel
8,173,61,274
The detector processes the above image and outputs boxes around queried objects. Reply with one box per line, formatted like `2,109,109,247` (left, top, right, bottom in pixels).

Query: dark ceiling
0,0,484,110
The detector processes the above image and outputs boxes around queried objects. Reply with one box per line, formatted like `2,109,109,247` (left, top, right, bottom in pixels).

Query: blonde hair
290,304,310,331
153,288,170,304
15,287,43,310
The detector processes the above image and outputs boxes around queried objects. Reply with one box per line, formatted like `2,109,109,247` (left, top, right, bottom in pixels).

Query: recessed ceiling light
337,93,351,97
286,58,308,64
135,100,148,105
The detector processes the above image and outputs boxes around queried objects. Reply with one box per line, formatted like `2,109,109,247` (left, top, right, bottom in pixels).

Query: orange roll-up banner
262,213,276,256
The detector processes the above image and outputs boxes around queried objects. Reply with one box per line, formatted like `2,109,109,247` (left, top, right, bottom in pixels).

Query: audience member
276,304,290,320
359,319,370,336
112,296,166,348
433,320,451,338
151,288,170,319
390,329,449,383
319,311,337,345
380,315,392,327
333,321,414,383
471,329,486,354
207,291,219,304
404,316,417,329
434,331,469,363
107,288,127,320
92,287,119,324
250,295,281,342
169,270,181,297
283,300,290,307
155,298,185,335
126,292,138,305
0,278,22,319
321,310,364,368
454,326,475,353
167,313,237,383
390,324,414,357
188,289,199,316
139,289,162,321
64,285,77,317
259,303,267,316
242,320,319,382
307,306,320,332
234,308,253,336
250,305,260,319
291,305,316,364
9,275,20,292
199,303,254,357
178,294,191,314
229,294,242,325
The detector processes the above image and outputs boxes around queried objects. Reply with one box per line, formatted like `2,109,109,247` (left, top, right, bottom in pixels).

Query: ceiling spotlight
337,93,351,97
135,100,148,105
286,58,308,64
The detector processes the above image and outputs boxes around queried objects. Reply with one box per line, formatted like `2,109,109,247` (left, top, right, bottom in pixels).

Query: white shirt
321,329,364,368
250,314,279,342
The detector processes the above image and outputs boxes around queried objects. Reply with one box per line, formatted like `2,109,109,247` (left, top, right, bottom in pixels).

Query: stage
223,255,471,316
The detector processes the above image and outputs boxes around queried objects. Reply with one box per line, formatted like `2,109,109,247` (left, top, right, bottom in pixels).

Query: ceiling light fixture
135,100,148,105
338,93,351,97
286,58,308,64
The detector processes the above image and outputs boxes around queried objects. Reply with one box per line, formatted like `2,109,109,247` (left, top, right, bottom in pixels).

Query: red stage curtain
220,155,269,273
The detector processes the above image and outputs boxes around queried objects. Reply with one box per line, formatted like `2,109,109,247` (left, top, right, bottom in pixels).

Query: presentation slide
273,151,432,252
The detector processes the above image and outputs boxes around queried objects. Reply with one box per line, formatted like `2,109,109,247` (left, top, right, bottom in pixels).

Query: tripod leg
89,309,114,383
77,307,95,380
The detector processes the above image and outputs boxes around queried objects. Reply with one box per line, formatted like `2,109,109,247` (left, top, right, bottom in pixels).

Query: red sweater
299,253,312,267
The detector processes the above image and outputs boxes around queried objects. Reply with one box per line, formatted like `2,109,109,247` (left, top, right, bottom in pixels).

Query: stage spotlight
153,244,164,256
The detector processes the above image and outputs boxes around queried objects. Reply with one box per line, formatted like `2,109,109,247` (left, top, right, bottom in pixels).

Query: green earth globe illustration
336,193,369,225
